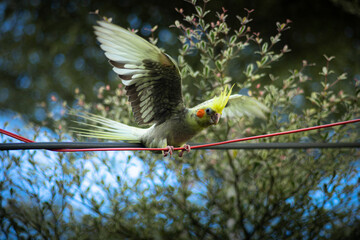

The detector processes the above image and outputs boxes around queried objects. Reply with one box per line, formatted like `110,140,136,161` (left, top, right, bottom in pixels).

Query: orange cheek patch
196,109,205,118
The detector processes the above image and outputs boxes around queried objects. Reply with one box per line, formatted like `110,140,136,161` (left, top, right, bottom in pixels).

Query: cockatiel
74,20,269,157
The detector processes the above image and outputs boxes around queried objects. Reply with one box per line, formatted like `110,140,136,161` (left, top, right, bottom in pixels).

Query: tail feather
70,111,146,142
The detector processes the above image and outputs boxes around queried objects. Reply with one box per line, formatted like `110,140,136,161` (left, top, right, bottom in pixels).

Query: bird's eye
205,108,212,115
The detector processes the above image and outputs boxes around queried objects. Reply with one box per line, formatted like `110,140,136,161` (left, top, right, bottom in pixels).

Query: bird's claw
178,144,191,157
163,145,175,157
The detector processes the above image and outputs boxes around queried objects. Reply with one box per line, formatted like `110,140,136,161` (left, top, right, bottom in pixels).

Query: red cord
1,119,359,152
188,118,360,150
0,128,34,143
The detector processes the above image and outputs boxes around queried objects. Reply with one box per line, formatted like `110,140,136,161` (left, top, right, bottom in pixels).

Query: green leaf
246,63,254,76
201,41,206,50
199,18,205,28
230,35,237,45
195,6,203,16
209,30,216,43
203,10,211,17
337,73,347,80
215,60,222,71
207,47,214,58
261,56,269,65
322,66,328,75
238,25,246,35
174,20,181,28
227,47,233,57
262,42,268,53
203,65,210,77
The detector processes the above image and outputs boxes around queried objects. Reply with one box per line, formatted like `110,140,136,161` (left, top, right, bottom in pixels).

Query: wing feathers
222,94,269,119
104,52,137,63
94,20,184,125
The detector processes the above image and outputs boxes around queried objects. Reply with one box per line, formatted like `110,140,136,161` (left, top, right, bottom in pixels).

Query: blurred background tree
0,0,359,239
0,0,359,123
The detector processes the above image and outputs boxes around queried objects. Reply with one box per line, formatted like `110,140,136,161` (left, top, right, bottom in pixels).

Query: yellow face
196,108,221,125
194,85,234,126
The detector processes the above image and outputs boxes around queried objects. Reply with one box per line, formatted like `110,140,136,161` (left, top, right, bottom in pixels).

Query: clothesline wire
0,142,359,151
0,118,359,152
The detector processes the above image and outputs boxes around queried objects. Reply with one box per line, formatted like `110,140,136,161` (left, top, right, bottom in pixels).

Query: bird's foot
178,144,191,157
163,145,175,157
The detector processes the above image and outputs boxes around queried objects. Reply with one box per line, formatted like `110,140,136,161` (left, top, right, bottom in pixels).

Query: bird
72,20,269,157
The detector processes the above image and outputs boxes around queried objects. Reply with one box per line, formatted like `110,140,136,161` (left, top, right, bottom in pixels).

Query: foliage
1,0,360,239
1,0,359,122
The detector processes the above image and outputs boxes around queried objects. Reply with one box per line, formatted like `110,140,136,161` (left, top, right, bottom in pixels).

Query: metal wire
0,142,359,151
1,118,359,152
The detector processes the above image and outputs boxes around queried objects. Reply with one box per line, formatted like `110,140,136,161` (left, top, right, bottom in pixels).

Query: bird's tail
70,111,147,142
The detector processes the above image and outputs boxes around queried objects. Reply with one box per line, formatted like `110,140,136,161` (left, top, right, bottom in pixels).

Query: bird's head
193,85,233,127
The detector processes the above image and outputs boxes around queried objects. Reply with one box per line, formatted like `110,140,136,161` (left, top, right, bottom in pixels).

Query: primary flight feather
74,20,269,156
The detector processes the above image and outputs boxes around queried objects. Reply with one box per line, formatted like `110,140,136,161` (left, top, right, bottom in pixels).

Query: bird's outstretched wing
222,94,269,119
197,94,269,119
94,20,184,125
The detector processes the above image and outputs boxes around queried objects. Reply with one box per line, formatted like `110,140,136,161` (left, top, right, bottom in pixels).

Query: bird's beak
211,113,221,125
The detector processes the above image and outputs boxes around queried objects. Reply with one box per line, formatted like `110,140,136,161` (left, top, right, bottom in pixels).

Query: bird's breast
141,117,201,148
